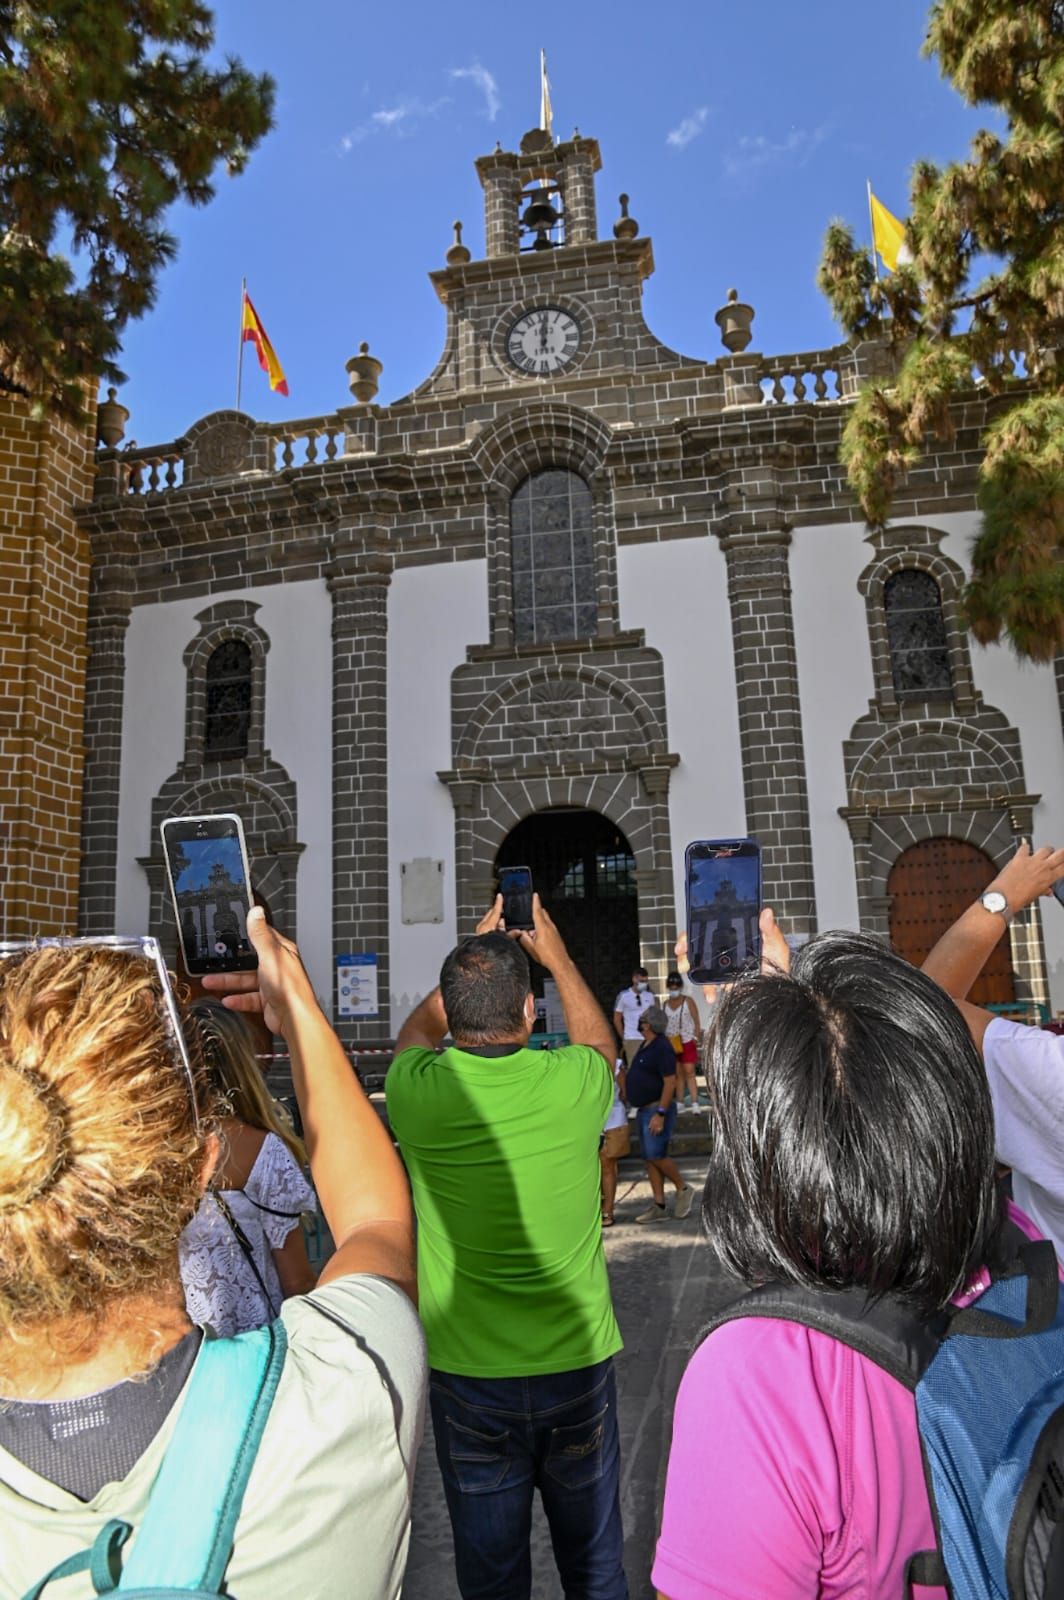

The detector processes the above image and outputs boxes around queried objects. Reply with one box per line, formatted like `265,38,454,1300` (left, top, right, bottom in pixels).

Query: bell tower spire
474,128,601,259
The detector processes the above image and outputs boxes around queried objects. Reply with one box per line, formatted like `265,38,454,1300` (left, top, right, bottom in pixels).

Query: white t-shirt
0,1276,426,1600
614,986,654,1039
983,1016,1064,1260
603,1060,628,1132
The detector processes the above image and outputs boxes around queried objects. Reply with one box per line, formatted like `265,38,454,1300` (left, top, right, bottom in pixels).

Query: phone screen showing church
161,816,256,975
685,840,762,985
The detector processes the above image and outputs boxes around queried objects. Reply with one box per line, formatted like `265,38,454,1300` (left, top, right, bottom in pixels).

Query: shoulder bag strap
117,1319,287,1592
212,1191,282,1317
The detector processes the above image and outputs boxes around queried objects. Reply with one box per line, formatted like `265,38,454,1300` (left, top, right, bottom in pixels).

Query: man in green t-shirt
386,894,627,1600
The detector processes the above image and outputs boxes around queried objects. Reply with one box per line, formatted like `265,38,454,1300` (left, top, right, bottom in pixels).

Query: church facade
76,126,1064,1036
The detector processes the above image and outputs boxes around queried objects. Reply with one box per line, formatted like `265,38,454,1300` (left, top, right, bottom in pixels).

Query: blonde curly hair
0,945,211,1343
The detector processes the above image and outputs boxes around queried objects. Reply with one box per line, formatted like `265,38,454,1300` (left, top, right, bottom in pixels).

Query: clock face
506,307,581,376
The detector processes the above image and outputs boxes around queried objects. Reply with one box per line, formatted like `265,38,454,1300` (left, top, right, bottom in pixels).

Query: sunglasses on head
0,935,201,1130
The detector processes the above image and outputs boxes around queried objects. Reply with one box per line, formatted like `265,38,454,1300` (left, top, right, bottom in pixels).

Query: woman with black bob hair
652,919,1037,1600
705,928,1001,1314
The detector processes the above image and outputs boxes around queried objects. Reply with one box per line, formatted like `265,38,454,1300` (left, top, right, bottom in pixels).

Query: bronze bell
521,194,559,238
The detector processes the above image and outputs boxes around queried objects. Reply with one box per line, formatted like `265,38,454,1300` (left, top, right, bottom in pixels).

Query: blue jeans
428,1358,628,1600
636,1103,677,1160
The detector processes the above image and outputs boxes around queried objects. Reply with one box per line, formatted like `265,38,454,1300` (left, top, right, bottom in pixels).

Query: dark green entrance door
496,809,639,1021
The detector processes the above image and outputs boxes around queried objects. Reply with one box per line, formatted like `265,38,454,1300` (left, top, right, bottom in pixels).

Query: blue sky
114,0,999,447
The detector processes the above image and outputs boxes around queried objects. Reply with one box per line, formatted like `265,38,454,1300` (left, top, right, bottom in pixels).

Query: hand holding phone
160,813,257,975
684,839,763,986
498,865,534,932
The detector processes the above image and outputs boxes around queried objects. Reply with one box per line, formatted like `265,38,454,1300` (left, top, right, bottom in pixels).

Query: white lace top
664,996,698,1043
178,1133,316,1338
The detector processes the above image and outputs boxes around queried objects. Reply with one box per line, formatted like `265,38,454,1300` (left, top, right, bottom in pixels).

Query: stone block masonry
0,393,95,936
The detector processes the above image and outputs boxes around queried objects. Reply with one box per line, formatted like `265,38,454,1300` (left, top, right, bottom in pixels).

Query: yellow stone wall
0,393,95,936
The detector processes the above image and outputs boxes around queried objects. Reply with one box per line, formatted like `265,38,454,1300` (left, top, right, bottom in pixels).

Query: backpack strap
19,1520,133,1600
947,1238,1059,1340
702,1281,947,1390
118,1317,287,1592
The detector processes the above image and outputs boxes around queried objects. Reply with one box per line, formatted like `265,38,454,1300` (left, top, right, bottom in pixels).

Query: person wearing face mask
613,966,656,1066
663,971,702,1111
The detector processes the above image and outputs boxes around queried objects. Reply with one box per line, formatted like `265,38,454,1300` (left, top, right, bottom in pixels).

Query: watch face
506,307,581,376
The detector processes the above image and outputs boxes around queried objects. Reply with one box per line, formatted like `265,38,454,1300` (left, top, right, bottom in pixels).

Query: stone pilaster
718,523,817,934
78,539,136,934
475,151,521,258
327,556,392,1042
559,143,598,244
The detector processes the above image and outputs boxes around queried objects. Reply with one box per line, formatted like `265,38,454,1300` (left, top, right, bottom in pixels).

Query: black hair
440,933,532,1044
666,970,684,986
701,930,1002,1316
632,965,649,978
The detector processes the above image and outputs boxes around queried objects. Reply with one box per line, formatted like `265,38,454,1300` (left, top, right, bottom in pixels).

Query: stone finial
446,220,471,266
714,288,756,354
613,193,639,241
96,386,129,449
519,126,553,155
346,341,383,404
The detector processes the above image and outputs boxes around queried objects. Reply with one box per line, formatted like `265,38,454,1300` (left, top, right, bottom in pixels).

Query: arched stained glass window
204,640,252,757
510,468,596,644
884,569,953,699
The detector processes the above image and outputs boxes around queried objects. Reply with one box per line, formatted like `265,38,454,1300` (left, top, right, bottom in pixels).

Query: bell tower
426,124,659,395
475,127,602,256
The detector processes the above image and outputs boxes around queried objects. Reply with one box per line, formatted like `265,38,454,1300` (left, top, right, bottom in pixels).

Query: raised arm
517,894,614,1063
922,842,1064,1048
204,908,416,1302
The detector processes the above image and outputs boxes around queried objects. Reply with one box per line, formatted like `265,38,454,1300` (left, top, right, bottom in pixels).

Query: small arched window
204,640,252,758
511,468,596,644
884,569,953,700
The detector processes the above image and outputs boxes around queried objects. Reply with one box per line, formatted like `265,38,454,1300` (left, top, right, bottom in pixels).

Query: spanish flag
868,186,913,273
241,290,289,396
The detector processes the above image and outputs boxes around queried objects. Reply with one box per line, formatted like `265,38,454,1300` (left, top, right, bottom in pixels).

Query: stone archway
496,808,640,1017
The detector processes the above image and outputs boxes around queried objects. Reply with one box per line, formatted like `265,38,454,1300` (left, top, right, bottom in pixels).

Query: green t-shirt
386,1041,622,1377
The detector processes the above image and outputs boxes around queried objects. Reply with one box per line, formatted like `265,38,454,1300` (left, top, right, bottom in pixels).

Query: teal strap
20,1519,132,1600
117,1318,287,1593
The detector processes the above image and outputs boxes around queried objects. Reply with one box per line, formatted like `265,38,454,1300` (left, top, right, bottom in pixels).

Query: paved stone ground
400,1155,736,1600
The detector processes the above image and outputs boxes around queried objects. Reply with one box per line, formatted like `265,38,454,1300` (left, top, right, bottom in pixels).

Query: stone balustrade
757,349,845,405
91,339,881,502
268,416,345,471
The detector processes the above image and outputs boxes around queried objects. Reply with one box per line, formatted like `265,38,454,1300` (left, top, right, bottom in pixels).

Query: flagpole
236,276,246,411
867,181,881,284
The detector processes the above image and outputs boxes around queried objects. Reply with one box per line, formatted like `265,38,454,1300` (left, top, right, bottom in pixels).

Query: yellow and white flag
540,49,553,139
868,186,913,272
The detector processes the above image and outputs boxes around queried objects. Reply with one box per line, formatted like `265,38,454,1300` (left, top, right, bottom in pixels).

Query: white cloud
450,62,500,122
339,96,451,154
723,124,828,179
666,107,710,150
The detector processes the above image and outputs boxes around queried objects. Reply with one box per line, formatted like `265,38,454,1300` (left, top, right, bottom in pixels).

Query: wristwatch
655,1106,667,1116
979,889,1013,925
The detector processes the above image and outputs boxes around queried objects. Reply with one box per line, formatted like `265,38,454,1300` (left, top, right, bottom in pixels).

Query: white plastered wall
617,535,747,967
115,580,334,1003
387,559,489,1027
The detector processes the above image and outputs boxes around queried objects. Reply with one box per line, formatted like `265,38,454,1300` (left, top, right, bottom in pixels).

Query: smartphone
499,864,534,931
160,813,258,975
685,839,763,985
1054,879,1064,909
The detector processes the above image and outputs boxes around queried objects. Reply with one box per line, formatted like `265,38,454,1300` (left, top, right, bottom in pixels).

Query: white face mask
633,980,647,993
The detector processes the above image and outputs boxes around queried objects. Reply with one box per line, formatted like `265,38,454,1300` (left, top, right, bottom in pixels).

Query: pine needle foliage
817,0,1064,661
0,0,274,423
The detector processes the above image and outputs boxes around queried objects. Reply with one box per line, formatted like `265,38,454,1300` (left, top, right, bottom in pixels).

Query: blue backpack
705,1235,1064,1599
22,1319,287,1599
